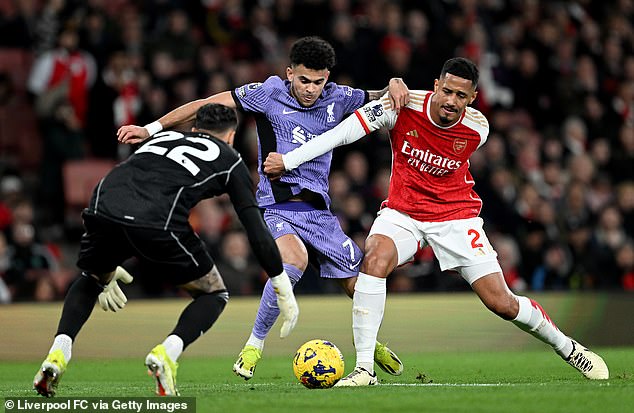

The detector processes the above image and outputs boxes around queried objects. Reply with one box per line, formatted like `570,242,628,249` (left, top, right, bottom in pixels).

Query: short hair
440,57,479,88
194,103,237,134
289,36,336,71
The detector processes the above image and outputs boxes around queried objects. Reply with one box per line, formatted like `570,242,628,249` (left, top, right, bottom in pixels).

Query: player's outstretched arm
117,91,236,144
263,109,370,175
266,96,397,174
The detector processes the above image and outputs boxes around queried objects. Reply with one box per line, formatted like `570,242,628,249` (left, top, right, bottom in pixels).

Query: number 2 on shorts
468,229,483,249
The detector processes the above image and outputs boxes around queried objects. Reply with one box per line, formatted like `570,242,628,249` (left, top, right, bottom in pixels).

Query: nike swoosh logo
283,109,298,114
349,260,362,271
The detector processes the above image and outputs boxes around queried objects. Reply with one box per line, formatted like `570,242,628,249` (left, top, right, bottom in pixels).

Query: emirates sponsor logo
453,138,468,154
401,140,462,176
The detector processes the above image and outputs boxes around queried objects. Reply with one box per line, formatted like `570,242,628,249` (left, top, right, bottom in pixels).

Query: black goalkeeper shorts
77,212,214,285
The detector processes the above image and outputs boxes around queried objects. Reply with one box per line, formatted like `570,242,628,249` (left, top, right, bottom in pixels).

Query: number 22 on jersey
135,131,220,176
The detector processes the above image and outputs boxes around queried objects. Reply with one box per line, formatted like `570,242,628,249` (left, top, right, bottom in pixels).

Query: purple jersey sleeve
233,78,274,113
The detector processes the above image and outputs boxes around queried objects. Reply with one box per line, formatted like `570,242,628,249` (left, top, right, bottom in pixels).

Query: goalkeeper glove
98,266,134,312
270,271,298,338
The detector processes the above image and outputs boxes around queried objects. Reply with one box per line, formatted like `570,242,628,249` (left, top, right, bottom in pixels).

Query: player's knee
212,290,229,308
281,249,308,272
360,250,395,277
182,266,227,296
277,235,309,271
361,235,397,276
192,289,230,307
484,294,517,320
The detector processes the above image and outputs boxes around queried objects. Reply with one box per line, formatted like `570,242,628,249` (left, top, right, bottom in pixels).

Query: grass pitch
1,293,633,413
1,350,633,413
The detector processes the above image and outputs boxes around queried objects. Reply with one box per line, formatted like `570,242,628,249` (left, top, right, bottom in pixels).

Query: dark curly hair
440,57,479,88
289,36,336,71
194,103,237,134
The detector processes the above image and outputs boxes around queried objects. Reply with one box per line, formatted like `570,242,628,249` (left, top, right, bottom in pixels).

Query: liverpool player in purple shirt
118,36,409,381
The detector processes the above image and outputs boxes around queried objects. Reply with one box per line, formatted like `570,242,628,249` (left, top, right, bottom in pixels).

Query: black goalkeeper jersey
86,130,256,231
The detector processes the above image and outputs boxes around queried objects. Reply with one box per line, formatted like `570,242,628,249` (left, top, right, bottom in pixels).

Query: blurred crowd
0,0,632,302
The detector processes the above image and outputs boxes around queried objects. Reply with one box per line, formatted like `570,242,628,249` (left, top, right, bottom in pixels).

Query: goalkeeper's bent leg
56,273,103,340
170,290,229,349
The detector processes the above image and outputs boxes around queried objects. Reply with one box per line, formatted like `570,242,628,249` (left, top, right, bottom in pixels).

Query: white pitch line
230,382,525,387
382,383,520,387
223,381,611,388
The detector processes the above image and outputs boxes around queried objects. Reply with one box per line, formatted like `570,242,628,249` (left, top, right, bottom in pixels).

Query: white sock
49,334,72,362
353,273,386,374
162,335,184,362
512,296,572,357
246,333,265,351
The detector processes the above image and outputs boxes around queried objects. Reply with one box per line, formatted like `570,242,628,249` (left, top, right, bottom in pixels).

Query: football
292,339,345,389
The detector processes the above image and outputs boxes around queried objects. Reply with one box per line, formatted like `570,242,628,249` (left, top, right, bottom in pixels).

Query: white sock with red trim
512,296,572,358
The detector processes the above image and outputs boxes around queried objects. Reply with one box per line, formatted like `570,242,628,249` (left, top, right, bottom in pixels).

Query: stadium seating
62,158,116,227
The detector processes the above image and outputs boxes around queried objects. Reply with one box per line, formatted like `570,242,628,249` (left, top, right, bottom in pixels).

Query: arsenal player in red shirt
264,57,608,385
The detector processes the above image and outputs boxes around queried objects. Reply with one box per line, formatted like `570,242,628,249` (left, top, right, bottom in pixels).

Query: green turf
1,349,633,413
2,294,633,412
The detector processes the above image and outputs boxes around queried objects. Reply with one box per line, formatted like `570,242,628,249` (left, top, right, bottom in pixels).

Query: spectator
566,221,597,290
28,25,97,128
591,205,629,288
616,181,634,237
4,221,60,301
0,0,38,49
26,24,96,226
531,242,573,291
610,123,634,183
491,233,526,292
215,230,262,296
343,151,371,196
147,9,198,76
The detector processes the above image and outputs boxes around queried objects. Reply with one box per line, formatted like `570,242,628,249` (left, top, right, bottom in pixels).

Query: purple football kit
231,76,368,340
232,76,367,279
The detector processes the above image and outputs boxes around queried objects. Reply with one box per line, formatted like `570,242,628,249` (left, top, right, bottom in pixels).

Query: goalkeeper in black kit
33,103,299,397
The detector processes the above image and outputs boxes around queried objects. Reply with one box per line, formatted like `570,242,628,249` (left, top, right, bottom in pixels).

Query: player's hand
270,271,299,338
263,152,286,180
387,78,410,114
117,125,149,145
98,266,134,312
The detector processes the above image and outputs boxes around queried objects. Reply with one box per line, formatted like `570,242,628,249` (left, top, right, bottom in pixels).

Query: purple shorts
264,207,363,279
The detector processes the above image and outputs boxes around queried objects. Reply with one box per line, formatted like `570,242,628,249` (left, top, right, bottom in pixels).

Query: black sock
170,291,229,349
56,274,103,340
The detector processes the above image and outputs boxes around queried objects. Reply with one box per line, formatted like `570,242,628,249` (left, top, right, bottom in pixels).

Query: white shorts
368,208,502,285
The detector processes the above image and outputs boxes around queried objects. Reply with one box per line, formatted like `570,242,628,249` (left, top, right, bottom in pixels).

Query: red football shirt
354,91,489,222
